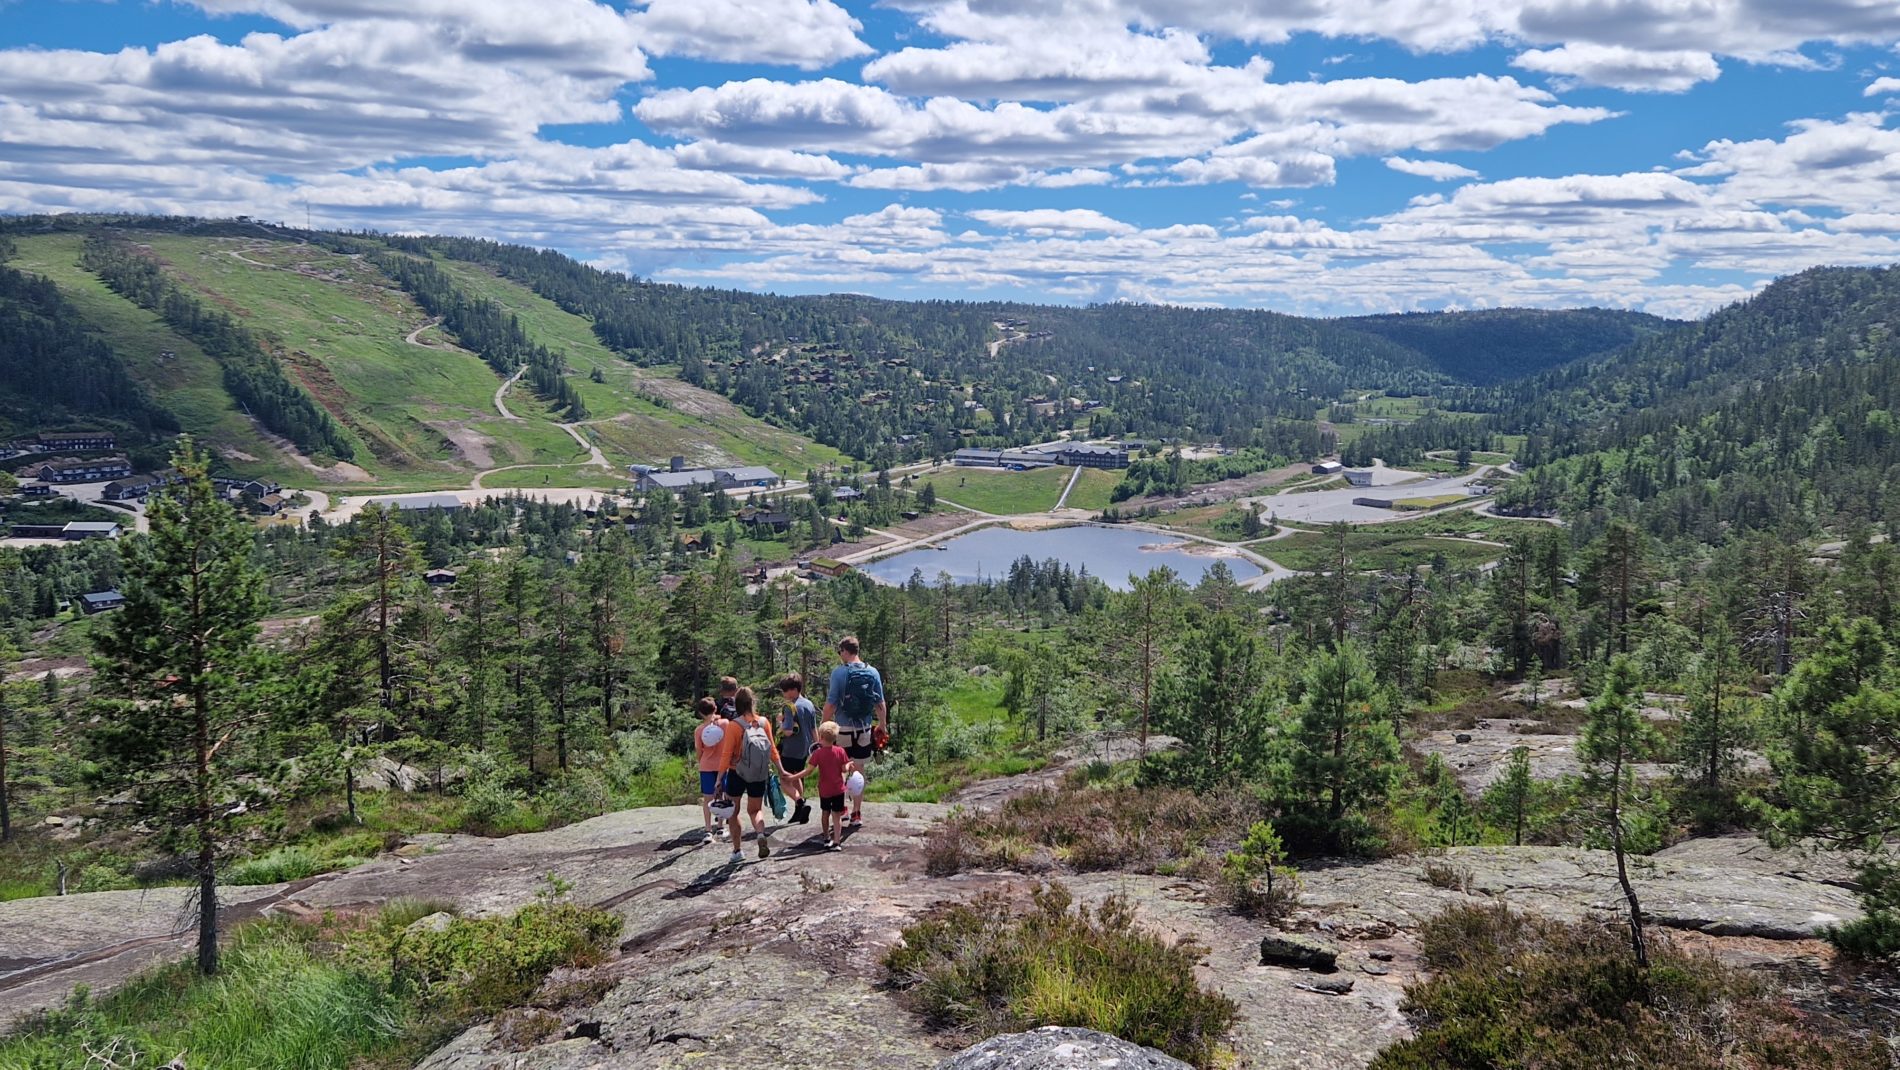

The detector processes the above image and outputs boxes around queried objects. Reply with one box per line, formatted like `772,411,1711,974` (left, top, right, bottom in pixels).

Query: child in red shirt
783,721,858,850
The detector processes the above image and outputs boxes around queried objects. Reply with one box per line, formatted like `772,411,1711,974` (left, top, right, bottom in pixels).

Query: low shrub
350,901,622,1016
1370,903,1891,1069
924,784,1257,877
884,883,1236,1069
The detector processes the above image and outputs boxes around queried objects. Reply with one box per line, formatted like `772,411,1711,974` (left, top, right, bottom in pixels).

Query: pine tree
1761,618,1900,955
1274,640,1400,853
1483,745,1536,846
90,441,269,976
1679,623,1751,796
1581,655,1660,968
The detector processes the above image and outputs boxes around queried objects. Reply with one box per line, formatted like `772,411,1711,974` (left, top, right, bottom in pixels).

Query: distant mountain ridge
1341,307,1678,385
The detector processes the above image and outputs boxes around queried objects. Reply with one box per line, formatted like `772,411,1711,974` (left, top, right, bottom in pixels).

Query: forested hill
1498,265,1900,544
393,232,1661,454
1341,307,1676,385
0,213,1690,471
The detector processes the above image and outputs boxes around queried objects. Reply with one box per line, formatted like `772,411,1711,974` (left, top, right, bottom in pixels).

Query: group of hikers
693,636,890,860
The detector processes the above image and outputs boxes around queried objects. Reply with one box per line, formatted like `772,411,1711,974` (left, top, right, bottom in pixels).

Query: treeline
1341,307,1673,385
1492,266,1900,544
0,256,175,436
77,236,353,459
369,252,586,420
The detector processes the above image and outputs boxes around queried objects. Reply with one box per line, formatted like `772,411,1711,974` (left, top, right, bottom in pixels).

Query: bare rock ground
0,800,1870,1069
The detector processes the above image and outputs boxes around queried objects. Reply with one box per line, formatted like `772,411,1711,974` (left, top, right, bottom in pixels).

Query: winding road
491,364,525,420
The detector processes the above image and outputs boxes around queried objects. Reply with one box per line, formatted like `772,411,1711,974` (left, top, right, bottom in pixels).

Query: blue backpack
837,662,882,729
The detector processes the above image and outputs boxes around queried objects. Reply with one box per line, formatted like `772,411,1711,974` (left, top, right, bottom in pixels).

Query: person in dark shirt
776,673,819,825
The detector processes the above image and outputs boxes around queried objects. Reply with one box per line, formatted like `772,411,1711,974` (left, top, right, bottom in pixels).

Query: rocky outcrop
936,1027,1189,1069
0,804,1870,1069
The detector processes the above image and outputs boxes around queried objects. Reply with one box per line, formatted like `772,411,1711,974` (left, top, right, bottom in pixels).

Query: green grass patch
1062,468,1122,513
1261,531,1503,573
935,466,1075,514
885,883,1237,1069
1283,476,1348,494
1391,493,1472,511
225,844,370,886
0,900,620,1070
1151,502,1261,542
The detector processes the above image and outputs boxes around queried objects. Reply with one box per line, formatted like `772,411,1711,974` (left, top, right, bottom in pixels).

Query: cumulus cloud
1512,43,1721,92
629,0,871,69
968,208,1138,235
1384,157,1481,180
4,0,1900,318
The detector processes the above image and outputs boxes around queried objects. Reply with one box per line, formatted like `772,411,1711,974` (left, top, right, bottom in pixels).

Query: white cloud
1867,76,1900,95
1512,43,1721,92
673,141,855,180
968,208,1139,235
630,0,871,69
1384,156,1481,180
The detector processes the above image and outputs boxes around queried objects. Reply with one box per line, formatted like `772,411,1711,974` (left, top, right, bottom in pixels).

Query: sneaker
827,840,842,852
701,831,715,846
727,850,744,865
758,836,771,859
791,801,811,824
847,814,863,828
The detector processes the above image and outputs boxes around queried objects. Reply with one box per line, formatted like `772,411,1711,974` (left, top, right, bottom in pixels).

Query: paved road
1253,464,1484,526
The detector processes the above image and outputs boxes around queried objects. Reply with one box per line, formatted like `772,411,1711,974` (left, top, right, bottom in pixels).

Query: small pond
858,524,1261,591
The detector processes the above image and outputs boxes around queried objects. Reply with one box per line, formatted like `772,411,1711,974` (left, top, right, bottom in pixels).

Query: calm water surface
859,524,1260,590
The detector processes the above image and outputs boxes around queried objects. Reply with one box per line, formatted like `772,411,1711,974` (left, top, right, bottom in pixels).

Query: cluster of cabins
952,443,1131,470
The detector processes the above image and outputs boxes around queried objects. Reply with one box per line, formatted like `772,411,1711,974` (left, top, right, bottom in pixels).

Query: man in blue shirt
824,635,887,829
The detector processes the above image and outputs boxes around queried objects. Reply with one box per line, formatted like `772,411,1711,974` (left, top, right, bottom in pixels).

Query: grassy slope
930,465,1077,514
1260,529,1503,572
7,233,311,486
139,235,603,490
430,258,849,474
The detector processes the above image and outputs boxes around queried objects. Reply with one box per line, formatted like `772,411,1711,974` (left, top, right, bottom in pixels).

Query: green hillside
427,258,848,474
0,221,847,492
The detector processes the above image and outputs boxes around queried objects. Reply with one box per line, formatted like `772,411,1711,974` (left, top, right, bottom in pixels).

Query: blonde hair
816,720,840,745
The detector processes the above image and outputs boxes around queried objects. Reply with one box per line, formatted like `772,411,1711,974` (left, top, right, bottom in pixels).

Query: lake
859,524,1262,590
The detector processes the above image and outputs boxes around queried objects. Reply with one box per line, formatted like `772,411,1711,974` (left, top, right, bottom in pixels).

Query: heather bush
884,883,1236,1069
1372,903,1891,1070
924,784,1258,877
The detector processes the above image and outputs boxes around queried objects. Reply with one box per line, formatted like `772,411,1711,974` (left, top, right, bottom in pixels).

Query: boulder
1260,931,1339,972
406,911,456,935
936,1027,1190,1070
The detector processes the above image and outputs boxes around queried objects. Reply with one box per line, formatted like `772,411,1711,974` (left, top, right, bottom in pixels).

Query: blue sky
3,0,1900,316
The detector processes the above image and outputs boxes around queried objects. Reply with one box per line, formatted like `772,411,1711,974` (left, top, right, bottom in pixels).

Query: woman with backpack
713,686,789,863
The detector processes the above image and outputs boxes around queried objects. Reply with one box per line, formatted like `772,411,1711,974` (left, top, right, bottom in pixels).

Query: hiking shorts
820,793,847,813
721,772,767,798
700,771,721,796
780,753,808,774
840,724,875,759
